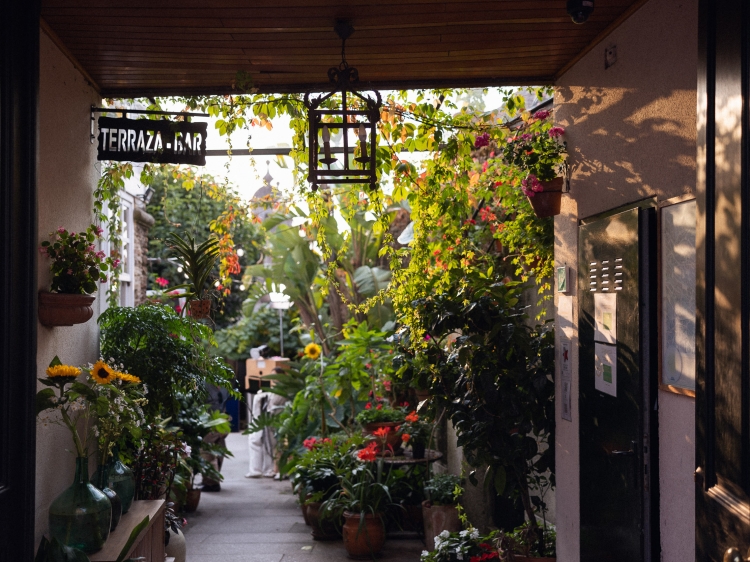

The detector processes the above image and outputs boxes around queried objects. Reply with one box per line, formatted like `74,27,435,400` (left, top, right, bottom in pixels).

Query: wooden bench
89,500,165,562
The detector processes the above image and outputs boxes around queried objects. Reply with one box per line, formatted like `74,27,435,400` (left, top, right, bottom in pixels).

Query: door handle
724,547,750,562
611,440,637,456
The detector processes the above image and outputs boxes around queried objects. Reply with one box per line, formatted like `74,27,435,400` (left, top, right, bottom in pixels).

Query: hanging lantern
304,21,381,192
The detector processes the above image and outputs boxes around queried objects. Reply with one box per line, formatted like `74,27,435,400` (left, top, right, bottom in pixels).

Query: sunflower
46,364,81,379
90,360,116,384
304,343,322,360
116,372,141,384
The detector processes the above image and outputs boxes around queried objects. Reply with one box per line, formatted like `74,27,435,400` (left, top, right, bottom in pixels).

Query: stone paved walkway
183,432,425,562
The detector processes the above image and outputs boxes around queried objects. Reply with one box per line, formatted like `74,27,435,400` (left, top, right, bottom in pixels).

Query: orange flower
402,433,411,443
405,411,419,423
373,426,391,438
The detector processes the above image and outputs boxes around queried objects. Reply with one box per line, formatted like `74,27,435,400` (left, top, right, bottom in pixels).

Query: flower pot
91,464,122,532
107,456,135,514
342,511,386,559
411,441,426,460
526,177,564,218
38,291,95,327
301,503,312,526
48,457,112,554
306,501,339,540
363,421,403,450
422,501,460,551
183,487,201,512
188,298,211,319
165,528,187,562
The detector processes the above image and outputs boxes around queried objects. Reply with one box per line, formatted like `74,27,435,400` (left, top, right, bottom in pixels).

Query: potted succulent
422,474,462,551
166,232,219,319
498,109,567,218
37,225,117,327
356,402,404,451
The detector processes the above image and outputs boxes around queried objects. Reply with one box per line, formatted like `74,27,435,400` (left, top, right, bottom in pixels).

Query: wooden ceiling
40,0,648,97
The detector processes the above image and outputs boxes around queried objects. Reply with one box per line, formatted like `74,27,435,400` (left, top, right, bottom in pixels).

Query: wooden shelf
90,500,165,562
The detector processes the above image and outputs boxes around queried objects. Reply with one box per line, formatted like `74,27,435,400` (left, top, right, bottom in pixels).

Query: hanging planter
526,177,564,219
38,291,96,327
188,298,211,319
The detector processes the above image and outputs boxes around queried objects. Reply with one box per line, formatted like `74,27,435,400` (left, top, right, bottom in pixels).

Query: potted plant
38,225,117,327
321,456,394,559
498,109,567,218
356,403,404,450
422,474,462,551
495,521,556,562
420,528,499,562
292,435,366,540
166,232,219,319
400,410,432,459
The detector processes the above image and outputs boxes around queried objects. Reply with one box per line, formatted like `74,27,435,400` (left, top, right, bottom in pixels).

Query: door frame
0,1,40,559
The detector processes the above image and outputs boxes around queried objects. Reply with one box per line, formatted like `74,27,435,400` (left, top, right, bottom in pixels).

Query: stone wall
133,206,154,306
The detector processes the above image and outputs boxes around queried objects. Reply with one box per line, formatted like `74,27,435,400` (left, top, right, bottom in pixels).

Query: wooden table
89,500,165,562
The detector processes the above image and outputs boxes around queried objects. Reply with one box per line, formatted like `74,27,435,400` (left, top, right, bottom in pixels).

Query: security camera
567,0,594,24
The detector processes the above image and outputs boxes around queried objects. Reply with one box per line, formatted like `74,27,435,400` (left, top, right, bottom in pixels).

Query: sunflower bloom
116,372,141,384
90,360,116,384
46,364,81,379
304,343,322,360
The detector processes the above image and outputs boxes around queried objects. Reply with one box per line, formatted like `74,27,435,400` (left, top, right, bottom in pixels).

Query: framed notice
594,342,617,397
594,293,617,344
659,196,696,396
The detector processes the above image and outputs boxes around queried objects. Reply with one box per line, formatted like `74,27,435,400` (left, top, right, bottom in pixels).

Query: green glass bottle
91,463,122,531
48,457,112,553
109,450,136,513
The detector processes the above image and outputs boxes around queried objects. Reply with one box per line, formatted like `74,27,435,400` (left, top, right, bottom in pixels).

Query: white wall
554,0,698,559
35,30,102,544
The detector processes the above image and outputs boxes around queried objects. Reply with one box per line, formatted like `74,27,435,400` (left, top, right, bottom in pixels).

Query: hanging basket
527,177,564,218
38,291,95,327
188,298,211,319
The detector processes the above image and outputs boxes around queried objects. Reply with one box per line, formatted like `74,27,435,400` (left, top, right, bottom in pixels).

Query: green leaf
49,356,63,368
36,388,57,415
115,516,149,562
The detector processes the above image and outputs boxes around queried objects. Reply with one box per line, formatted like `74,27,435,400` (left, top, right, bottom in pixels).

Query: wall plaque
96,116,207,165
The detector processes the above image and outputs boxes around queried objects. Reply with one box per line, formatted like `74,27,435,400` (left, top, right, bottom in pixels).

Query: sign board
97,116,207,165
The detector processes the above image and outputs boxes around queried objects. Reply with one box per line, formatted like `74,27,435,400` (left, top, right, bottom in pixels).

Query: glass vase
91,463,122,531
49,457,112,554
109,453,136,514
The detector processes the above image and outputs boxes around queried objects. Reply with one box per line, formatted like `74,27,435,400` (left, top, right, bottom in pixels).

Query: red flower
373,426,391,438
155,277,169,288
405,411,419,423
303,437,318,450
357,447,377,462
376,403,383,410
402,433,411,443
365,402,372,410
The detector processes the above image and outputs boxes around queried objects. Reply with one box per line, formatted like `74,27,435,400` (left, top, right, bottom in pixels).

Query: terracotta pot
183,488,201,512
422,501,460,551
306,501,339,541
38,291,95,327
363,421,403,450
526,177,564,218
342,511,386,559
188,298,211,319
301,502,311,526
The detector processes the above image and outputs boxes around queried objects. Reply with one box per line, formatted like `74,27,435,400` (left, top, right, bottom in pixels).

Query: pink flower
67,269,73,275
548,126,565,138
100,277,107,283
57,227,65,234
533,109,551,120
112,259,121,268
521,174,544,197
87,245,95,252
155,277,169,288
96,251,106,259
474,132,490,148
38,246,48,256
94,226,103,236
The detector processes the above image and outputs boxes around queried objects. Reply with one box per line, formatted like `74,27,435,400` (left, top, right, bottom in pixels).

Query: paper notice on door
594,292,617,343
560,338,572,421
594,342,617,397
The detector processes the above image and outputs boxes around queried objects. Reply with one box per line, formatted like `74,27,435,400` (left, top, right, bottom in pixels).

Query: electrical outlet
605,44,617,69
